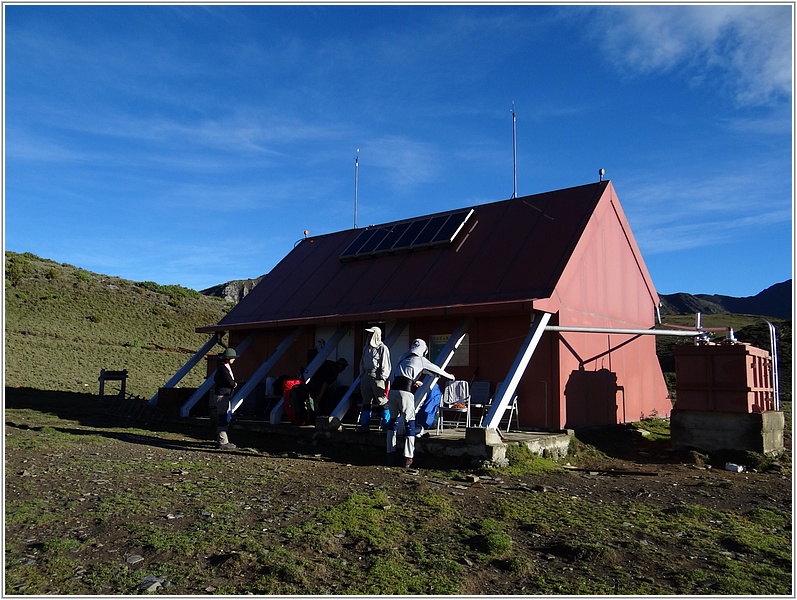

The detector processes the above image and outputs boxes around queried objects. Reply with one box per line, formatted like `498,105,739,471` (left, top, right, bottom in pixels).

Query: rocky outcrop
201,276,265,304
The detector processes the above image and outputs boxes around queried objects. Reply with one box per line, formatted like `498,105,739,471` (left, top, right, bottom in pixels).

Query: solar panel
340,208,473,261
372,221,411,253
409,214,450,246
339,228,376,258
393,219,429,250
435,211,471,243
357,228,390,254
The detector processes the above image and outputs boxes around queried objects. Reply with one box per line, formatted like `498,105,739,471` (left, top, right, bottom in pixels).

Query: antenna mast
511,101,517,199
354,148,359,229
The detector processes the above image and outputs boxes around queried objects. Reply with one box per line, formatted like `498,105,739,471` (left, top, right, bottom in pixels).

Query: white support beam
148,334,220,406
223,327,305,416
482,312,551,430
178,334,256,417
329,321,408,422
414,317,472,410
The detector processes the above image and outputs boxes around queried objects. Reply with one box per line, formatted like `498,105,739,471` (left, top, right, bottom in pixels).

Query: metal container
674,343,774,413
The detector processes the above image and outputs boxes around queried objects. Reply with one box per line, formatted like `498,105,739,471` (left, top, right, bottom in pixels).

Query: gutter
544,326,703,337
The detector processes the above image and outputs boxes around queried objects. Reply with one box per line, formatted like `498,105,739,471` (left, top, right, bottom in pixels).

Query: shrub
136,281,201,302
136,281,161,293
6,256,31,286
483,531,513,555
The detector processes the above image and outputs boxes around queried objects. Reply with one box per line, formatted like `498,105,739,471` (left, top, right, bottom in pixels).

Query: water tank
674,343,774,413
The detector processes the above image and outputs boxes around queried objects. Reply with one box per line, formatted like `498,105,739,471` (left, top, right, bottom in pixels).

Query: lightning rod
354,148,359,229
512,101,517,199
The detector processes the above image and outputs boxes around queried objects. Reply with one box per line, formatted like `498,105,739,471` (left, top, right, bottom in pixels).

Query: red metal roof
199,181,610,332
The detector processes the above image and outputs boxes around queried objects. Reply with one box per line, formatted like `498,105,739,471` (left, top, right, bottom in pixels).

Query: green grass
5,251,228,398
4,413,792,595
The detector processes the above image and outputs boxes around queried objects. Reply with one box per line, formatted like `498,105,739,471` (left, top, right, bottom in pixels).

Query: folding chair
437,380,471,433
469,380,491,428
478,381,520,432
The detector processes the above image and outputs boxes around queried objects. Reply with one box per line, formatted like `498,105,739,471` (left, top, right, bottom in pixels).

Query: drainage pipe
544,326,703,337
760,320,781,411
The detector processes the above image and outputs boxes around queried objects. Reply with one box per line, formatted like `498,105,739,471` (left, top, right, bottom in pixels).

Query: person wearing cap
386,338,455,468
307,357,349,416
357,326,391,433
210,347,238,450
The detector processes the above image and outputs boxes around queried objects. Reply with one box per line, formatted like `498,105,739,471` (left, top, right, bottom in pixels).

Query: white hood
365,327,382,348
409,338,428,357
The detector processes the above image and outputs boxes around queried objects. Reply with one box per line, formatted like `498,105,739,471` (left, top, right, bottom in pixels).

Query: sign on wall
430,333,470,367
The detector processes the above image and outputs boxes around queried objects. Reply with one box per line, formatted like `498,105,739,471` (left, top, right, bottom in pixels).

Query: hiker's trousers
386,388,417,459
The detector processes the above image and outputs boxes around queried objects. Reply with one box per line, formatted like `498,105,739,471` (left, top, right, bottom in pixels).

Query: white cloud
589,5,792,106
361,135,441,190
621,163,792,256
636,208,791,254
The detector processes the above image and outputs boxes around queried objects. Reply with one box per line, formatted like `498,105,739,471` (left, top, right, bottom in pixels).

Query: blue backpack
416,383,442,429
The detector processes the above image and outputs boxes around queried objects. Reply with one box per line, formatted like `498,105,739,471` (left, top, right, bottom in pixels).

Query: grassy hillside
5,251,229,399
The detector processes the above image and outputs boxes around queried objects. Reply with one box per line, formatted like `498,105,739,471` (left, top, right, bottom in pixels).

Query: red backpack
281,379,303,424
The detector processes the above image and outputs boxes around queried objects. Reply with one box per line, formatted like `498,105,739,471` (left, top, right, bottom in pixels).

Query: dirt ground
4,388,793,595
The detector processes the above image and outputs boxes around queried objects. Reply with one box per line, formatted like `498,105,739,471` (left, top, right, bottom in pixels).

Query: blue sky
4,3,793,298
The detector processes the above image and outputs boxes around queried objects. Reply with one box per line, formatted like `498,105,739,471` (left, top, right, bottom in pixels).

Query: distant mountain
659,280,792,320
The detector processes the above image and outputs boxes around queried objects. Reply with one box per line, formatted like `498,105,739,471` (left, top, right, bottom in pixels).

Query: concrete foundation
201,417,573,467
670,409,784,456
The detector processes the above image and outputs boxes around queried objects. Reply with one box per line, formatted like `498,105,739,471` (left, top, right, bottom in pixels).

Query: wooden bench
98,369,128,397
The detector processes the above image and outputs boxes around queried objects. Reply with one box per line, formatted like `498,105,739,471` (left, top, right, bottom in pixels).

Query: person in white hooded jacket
357,326,391,432
386,338,455,467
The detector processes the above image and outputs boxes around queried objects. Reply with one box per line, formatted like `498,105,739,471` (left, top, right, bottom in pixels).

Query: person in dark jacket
307,358,349,416
210,347,238,450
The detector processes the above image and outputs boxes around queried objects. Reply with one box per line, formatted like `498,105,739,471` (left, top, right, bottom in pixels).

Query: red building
182,180,671,430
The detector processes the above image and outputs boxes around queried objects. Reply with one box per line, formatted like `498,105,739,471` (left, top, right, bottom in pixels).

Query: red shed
183,180,671,430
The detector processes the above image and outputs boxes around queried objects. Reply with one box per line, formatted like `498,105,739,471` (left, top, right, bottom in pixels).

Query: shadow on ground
572,423,675,462
3,387,446,469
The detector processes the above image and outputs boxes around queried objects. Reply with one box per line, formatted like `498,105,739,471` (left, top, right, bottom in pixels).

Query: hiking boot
404,457,414,468
217,442,237,450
